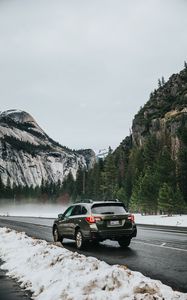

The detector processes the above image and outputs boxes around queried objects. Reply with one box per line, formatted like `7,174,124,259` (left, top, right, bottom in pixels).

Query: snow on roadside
135,214,187,227
0,228,186,300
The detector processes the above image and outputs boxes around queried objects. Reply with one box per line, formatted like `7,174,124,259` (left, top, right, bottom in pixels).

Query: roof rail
76,199,94,203
104,199,120,202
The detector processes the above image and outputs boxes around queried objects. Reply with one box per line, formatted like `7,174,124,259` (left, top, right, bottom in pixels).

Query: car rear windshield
91,203,126,215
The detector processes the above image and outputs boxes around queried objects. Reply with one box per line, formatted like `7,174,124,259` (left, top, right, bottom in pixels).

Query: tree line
0,130,186,214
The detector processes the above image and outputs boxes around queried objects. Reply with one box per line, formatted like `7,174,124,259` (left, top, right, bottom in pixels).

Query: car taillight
128,214,135,223
85,216,101,224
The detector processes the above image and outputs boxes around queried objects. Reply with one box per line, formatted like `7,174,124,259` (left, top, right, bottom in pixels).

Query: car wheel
75,230,85,250
53,227,63,243
118,238,131,248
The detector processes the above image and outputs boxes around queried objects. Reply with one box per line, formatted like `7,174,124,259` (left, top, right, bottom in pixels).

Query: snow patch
0,228,186,300
135,214,187,227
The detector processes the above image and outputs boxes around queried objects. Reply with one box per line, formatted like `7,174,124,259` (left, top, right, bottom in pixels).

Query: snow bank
0,228,186,300
135,214,187,227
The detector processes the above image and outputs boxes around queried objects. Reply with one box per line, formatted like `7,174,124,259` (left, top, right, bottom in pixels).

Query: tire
75,230,86,250
53,227,63,243
118,238,131,248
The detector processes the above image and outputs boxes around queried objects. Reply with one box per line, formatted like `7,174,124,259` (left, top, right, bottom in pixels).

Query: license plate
110,220,120,226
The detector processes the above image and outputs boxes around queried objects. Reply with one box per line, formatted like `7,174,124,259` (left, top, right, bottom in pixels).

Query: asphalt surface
0,217,187,296
0,260,31,300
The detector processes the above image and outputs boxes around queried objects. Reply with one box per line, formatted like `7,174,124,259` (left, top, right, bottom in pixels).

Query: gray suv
53,200,137,249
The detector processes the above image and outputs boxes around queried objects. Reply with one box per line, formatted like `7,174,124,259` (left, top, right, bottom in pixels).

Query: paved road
0,217,187,293
0,260,31,300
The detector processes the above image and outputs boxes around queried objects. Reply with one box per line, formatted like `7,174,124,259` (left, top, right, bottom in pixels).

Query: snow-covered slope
0,109,95,187
0,228,186,300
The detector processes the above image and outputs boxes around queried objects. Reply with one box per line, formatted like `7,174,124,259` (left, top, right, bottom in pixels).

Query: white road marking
161,242,166,247
132,240,187,252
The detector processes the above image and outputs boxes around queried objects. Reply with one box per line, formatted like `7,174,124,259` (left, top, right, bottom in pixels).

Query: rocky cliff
132,68,187,157
0,110,95,188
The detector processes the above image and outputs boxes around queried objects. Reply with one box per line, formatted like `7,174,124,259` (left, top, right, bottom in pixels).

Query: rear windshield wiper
101,212,114,214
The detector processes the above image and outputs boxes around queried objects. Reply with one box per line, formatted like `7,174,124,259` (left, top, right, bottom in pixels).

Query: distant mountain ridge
0,109,95,188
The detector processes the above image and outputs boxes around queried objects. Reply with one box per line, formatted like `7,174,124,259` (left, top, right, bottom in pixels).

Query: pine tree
177,145,187,202
158,183,174,215
114,187,128,208
161,76,165,85
138,169,158,214
158,78,162,88
101,147,117,199
156,146,176,188
143,136,158,168
173,187,186,214
125,147,144,202
90,159,103,200
65,172,75,197
129,175,143,212
75,168,84,200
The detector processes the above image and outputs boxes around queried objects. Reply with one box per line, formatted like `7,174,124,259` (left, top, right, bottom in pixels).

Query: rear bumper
84,225,137,241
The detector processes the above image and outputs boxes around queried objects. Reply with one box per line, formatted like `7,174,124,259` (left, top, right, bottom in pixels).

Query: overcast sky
0,0,187,152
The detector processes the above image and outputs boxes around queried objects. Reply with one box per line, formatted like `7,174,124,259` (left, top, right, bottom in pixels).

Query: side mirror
58,213,64,219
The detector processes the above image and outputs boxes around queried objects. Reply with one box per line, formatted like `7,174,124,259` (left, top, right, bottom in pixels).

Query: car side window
81,206,87,215
64,206,74,218
71,205,82,216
